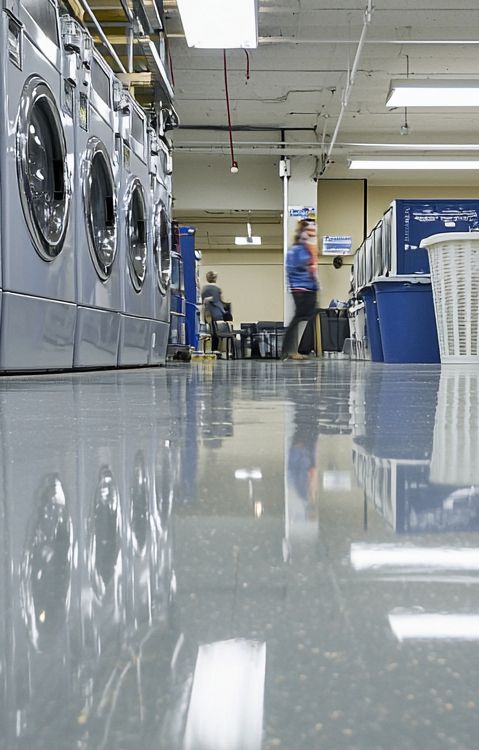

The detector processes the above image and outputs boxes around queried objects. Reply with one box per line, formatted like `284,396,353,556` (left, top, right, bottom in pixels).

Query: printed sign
322,235,353,255
289,206,315,218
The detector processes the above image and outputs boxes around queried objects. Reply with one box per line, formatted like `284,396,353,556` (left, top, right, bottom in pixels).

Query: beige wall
200,251,284,325
316,179,366,305
367,185,479,232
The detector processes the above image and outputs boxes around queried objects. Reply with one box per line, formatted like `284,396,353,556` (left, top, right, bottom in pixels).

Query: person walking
201,270,226,351
282,221,319,360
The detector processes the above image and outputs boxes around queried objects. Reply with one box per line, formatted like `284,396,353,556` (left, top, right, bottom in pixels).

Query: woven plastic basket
420,232,479,363
430,366,479,485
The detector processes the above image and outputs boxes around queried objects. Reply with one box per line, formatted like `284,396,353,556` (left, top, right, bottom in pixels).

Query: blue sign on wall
322,235,353,255
289,206,315,218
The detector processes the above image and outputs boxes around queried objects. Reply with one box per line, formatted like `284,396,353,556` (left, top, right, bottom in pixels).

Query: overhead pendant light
235,222,262,245
176,0,258,49
386,79,479,107
349,157,479,170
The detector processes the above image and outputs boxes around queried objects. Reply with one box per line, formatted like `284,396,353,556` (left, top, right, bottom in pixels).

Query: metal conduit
76,0,127,73
321,0,375,175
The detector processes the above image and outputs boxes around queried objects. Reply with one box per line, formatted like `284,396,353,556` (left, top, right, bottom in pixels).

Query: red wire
168,48,175,87
223,49,237,170
244,49,250,81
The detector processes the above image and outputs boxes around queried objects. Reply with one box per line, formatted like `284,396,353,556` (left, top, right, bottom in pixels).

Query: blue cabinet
180,226,201,350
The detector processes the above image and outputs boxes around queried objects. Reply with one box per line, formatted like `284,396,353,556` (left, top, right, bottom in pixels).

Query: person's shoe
287,353,308,361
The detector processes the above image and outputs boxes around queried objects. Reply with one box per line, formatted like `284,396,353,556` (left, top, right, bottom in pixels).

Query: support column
282,157,318,325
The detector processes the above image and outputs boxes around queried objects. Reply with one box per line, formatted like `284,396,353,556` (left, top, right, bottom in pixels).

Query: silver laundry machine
64,21,122,368
117,92,154,367
0,1,76,371
148,129,172,365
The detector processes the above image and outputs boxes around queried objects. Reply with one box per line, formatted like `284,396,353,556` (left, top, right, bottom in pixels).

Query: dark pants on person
282,291,317,356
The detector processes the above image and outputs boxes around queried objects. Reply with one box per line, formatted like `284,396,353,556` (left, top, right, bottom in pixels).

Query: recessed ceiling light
176,0,258,49
386,79,479,107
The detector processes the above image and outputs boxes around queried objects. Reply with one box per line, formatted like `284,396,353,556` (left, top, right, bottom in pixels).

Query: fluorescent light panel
177,0,258,49
235,236,262,245
349,158,479,170
387,79,479,107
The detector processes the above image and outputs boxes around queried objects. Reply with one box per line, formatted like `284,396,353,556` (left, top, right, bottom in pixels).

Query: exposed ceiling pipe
320,0,375,175
76,0,127,72
258,37,479,46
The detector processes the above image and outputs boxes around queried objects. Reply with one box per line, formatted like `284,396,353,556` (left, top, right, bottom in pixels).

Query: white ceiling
165,0,479,184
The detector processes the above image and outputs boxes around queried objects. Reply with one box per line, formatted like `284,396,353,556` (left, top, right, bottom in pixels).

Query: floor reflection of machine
0,380,77,748
67,23,122,368
118,93,154,367
0,1,76,371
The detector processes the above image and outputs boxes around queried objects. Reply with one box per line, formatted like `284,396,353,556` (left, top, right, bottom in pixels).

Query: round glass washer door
83,137,118,280
126,178,147,292
17,76,71,260
153,201,171,295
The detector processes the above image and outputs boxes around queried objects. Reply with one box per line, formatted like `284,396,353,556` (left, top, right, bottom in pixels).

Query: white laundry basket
430,366,479,485
420,232,479,363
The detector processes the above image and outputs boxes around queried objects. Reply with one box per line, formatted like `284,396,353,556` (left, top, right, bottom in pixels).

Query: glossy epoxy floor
1,360,479,750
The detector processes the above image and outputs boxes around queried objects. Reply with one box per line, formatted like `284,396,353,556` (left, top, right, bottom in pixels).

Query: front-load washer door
83,137,118,280
17,76,71,261
126,179,147,292
153,201,171,295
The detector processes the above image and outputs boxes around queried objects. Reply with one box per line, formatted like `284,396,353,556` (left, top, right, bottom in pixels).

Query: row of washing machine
0,1,173,372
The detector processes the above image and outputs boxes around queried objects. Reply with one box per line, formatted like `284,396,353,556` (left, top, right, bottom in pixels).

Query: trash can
360,287,383,362
420,232,479,363
373,275,440,364
319,309,350,352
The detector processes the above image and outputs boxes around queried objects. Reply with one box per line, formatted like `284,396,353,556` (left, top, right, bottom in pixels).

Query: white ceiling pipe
321,0,375,175
76,0,127,73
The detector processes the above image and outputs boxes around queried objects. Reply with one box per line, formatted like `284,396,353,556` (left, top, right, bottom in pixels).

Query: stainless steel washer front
82,136,118,280
16,75,71,261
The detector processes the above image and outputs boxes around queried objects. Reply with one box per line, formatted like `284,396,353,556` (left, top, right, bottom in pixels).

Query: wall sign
289,206,315,218
322,235,353,255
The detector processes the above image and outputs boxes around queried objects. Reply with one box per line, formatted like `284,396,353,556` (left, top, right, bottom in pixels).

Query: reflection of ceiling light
177,0,258,49
350,544,479,571
235,469,262,480
235,222,262,246
389,613,479,642
386,79,479,107
253,500,263,519
349,158,479,170
184,639,266,750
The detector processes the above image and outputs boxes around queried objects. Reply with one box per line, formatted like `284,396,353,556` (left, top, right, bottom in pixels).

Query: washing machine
148,130,172,365
66,23,122,368
0,1,76,371
117,92,154,367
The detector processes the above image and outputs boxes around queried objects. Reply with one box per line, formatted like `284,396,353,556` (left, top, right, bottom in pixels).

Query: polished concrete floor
1,360,479,750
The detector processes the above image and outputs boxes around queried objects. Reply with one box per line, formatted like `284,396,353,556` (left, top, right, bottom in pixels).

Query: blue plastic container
373,276,440,364
360,287,384,362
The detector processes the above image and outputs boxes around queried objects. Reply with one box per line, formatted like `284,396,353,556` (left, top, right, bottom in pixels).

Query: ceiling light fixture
349,158,479,170
235,222,262,245
176,0,258,49
386,79,479,107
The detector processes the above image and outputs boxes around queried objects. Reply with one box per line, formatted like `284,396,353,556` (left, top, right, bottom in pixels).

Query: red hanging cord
223,49,238,172
244,49,250,82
